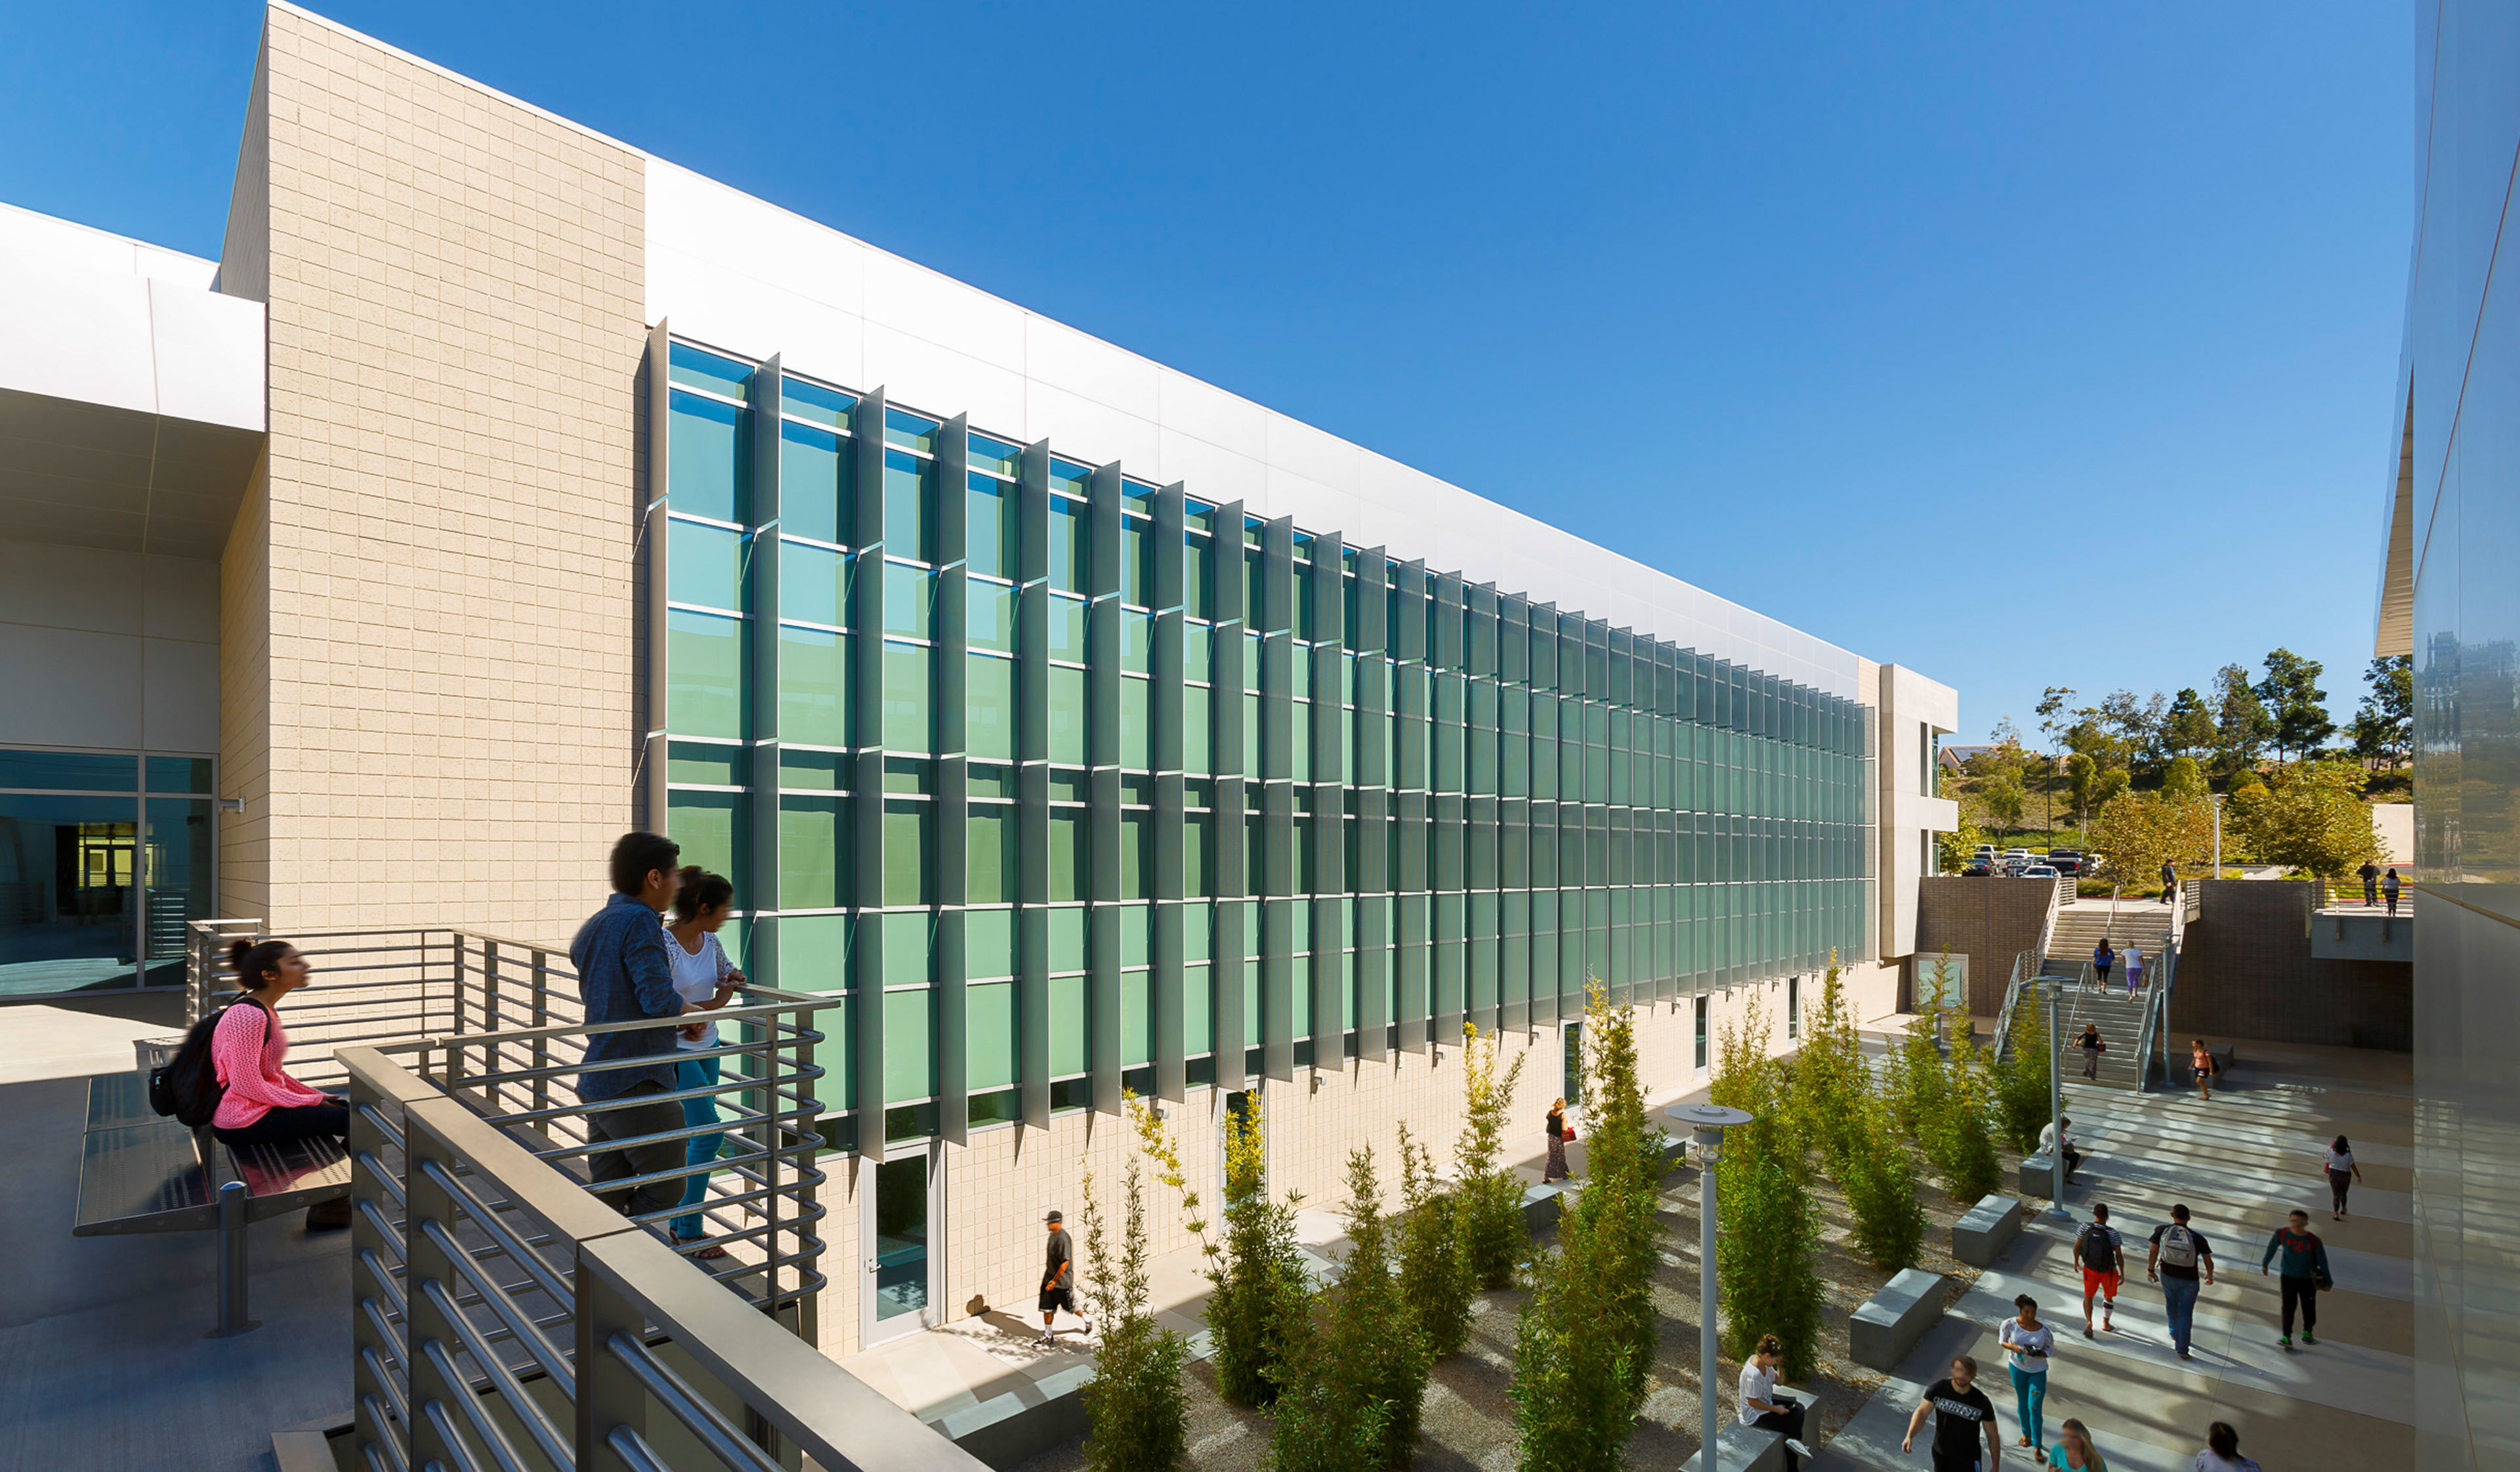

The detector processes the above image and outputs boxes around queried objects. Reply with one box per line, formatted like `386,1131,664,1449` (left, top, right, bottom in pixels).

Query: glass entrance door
864,1147,935,1344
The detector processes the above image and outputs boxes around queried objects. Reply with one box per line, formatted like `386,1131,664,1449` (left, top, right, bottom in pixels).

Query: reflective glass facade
650,337,1874,1148
0,747,215,996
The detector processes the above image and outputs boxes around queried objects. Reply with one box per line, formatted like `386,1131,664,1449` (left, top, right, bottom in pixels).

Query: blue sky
0,2,2412,747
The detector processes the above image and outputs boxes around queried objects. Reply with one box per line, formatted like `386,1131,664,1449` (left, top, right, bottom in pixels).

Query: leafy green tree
2091,767,2131,814
1510,1203,1635,1472
1976,774,2025,831
1081,1143,1191,1472
2036,686,2075,751
1885,1005,1950,1141
1392,1122,1473,1360
2091,789,2213,890
2227,761,2384,877
2214,662,2276,774
1272,1146,1427,1472
2161,754,2208,801
1568,982,1665,1413
1454,1022,1530,1290
1706,990,1825,1377
1936,810,1986,872
1198,1093,1312,1406
2352,655,2414,770
1924,1029,2005,1204
1990,987,2051,1154
2254,648,2336,765
1795,956,1927,1272
2164,688,2219,759
2065,752,2098,830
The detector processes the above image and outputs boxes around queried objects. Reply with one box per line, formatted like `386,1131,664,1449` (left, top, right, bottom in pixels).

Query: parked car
2044,853,2088,876
2000,848,2031,860
1962,862,1994,877
2023,864,2061,879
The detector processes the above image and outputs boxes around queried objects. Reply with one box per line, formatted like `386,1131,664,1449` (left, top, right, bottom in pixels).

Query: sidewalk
1812,1039,2412,1471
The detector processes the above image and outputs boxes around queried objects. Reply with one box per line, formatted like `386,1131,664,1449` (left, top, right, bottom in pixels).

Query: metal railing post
208,1181,258,1338
347,1072,408,1472
402,1109,476,1472
534,946,555,1120
577,1246,652,1472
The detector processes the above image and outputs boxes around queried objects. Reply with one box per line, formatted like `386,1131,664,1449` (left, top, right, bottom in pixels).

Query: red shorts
2082,1267,2121,1300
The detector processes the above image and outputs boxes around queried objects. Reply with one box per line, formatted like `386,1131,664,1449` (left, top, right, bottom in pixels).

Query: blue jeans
2009,1365,2046,1449
2162,1274,2200,1355
669,1054,724,1240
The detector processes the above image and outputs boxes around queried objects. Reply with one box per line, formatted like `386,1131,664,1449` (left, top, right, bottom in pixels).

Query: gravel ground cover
1011,1132,2021,1471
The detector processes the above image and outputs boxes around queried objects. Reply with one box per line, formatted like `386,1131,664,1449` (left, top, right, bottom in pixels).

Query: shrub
1992,986,2053,1153
1080,1149,1190,1472
1570,981,1666,1414
1394,1122,1473,1360
1884,1006,1949,1142
1454,1022,1531,1290
1923,1032,2004,1204
1716,1148,1826,1380
1137,1091,1309,1406
1270,1146,1429,1471
1510,1202,1637,1472
1835,1092,1929,1271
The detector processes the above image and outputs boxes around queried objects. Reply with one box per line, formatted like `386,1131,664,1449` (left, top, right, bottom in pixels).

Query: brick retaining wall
1915,877,2053,1015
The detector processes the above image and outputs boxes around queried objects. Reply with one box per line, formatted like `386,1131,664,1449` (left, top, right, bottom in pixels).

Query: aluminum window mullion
1152,483,1188,1103
1307,531,1345,1065
744,357,786,992
1088,464,1126,1114
1392,559,1429,1051
1353,546,1390,1060
1017,440,1054,1129
1209,501,1248,1082
934,415,971,1144
1258,515,1295,1082
849,386,891,1154
641,322,673,833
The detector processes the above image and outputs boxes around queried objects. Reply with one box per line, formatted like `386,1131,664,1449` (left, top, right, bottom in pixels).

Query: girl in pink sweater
211,938,346,1144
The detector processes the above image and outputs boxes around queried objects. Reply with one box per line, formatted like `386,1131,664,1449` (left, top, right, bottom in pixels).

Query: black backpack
148,998,264,1128
2078,1223,2117,1272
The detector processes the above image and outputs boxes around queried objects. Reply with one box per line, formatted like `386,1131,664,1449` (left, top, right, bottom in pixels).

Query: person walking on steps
2146,1203,2216,1360
2359,858,2381,908
1740,1333,1818,1469
663,866,744,1258
2261,1208,2334,1352
2384,867,2403,916
2091,938,2114,996
2160,859,2178,904
2191,1039,2216,1102
1902,1355,2001,1471
2000,1294,2055,1456
2122,945,2143,1001
1037,1209,1091,1346
2076,1204,2125,1337
2078,1022,2106,1080
2193,1421,2262,1472
1543,1097,1574,1183
2048,1418,2107,1471
2324,1135,2364,1219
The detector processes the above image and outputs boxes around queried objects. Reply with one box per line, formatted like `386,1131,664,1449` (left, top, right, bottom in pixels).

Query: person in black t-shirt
1036,1209,1092,1347
1902,1354,2000,1470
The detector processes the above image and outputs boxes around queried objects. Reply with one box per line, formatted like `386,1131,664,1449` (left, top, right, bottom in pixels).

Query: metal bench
72,1070,352,1336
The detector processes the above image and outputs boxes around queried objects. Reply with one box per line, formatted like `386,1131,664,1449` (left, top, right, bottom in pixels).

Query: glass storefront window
0,749,217,998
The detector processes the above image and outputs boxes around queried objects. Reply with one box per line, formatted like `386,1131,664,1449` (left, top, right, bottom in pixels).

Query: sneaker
1785,1439,1813,1460
2278,1335,2293,1351
2082,1324,2094,1338
2177,1349,2193,1361
2302,1332,2317,1345
1036,1332,1053,1347
1082,1321,1095,1337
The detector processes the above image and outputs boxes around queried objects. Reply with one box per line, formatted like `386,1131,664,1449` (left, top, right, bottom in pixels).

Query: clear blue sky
0,2,2412,747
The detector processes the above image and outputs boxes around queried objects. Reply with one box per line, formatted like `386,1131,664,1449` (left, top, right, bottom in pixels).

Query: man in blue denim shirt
571,832,692,1219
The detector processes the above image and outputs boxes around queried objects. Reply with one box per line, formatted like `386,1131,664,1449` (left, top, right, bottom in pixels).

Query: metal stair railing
1994,871,2074,1066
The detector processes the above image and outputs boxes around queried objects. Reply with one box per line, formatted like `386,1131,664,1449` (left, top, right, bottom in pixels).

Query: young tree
1137,1091,1310,1407
1925,1029,2005,1204
1510,1202,1635,1472
1709,994,1823,1376
1570,982,1666,1413
1454,1022,1531,1290
1796,956,1929,1272
2161,754,2208,801
2164,688,2219,759
2254,648,2336,765
2035,686,2075,753
1990,988,2051,1154
2064,752,2097,831
1935,810,1987,873
2352,655,2414,770
1081,1147,1191,1472
2214,662,2276,775
1976,773,2026,832
1271,1146,1428,1472
1393,1122,1473,1360
2090,789,2214,891
1885,1004,1950,1141
2227,761,2385,877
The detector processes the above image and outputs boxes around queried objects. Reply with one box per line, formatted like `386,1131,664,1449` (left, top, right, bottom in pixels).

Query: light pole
1671,1101,1756,1472
2044,978,2070,1221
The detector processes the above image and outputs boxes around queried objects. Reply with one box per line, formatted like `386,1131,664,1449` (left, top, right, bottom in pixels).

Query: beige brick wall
219,5,646,944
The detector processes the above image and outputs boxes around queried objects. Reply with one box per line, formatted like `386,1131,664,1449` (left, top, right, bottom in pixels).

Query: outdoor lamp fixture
1669,1101,1755,1472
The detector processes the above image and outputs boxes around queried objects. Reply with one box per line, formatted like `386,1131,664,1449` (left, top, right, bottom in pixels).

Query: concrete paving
1811,1038,2412,1472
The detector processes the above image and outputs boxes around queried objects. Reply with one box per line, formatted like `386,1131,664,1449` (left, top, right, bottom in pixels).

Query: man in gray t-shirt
1037,1209,1091,1347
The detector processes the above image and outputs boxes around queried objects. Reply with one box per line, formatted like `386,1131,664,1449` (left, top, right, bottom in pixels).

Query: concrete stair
2044,984,2154,1090
2044,899,2175,982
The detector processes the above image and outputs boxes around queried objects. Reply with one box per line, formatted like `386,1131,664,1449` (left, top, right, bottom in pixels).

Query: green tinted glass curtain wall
647,334,1873,1154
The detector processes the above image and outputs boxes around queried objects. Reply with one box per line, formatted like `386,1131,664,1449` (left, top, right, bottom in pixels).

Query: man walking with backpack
2076,1203,2125,1337
2260,1208,2334,1351
2145,1203,2216,1360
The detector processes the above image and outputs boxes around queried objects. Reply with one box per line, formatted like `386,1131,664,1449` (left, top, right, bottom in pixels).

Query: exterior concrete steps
2008,984,2156,1091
